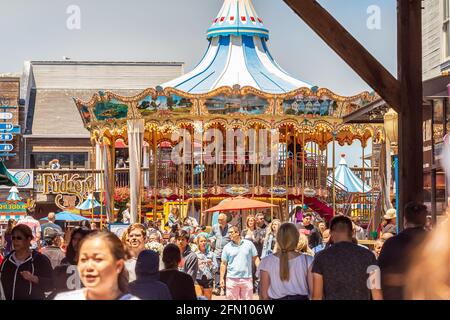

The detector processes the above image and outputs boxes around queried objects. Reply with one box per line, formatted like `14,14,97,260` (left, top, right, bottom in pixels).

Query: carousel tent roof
328,154,372,193
76,194,101,210
161,0,312,94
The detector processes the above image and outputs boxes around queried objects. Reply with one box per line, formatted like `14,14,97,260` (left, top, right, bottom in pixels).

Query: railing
349,192,381,226
33,163,379,198
324,176,351,213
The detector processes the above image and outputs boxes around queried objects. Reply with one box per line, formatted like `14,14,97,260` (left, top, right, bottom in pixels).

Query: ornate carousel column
101,137,115,223
95,139,103,191
127,119,145,224
143,142,150,188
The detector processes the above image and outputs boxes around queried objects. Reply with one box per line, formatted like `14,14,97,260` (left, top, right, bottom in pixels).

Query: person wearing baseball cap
41,227,65,269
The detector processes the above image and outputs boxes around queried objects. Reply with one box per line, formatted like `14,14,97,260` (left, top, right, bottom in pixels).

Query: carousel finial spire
161,0,312,93
207,0,269,39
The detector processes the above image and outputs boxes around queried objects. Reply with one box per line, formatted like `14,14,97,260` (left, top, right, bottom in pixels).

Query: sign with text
0,134,13,141
0,123,13,131
0,113,13,120
0,202,27,214
42,173,95,210
0,144,13,152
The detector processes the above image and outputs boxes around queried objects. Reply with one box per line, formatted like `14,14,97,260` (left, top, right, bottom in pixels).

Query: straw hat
383,208,397,220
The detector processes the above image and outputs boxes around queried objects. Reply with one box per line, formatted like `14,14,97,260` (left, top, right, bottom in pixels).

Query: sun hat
383,208,397,220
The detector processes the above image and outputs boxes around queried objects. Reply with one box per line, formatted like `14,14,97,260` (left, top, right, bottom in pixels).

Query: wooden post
282,0,423,232
153,130,158,222
332,132,336,215
200,123,204,226
397,0,423,230
301,128,305,207
285,127,289,221
283,0,400,110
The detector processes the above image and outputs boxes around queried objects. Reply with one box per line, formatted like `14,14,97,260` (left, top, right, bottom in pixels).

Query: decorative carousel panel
93,99,128,121
137,94,194,117
204,93,270,115
282,95,337,117
225,186,250,196
78,104,92,125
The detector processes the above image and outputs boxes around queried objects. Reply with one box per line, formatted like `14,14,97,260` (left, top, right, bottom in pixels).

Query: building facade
0,75,23,169
21,61,184,170
422,0,450,218
11,60,184,218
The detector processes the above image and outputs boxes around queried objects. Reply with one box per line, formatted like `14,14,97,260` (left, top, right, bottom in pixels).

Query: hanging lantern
383,108,398,146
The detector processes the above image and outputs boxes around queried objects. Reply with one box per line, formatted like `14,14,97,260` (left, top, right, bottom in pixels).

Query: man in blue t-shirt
40,212,63,246
220,225,259,300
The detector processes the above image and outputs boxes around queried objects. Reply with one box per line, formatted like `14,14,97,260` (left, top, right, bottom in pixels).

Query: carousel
74,0,385,227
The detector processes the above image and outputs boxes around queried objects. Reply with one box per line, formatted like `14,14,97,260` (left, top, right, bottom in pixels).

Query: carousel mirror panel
93,98,128,121
283,94,337,117
204,93,270,115
137,94,193,116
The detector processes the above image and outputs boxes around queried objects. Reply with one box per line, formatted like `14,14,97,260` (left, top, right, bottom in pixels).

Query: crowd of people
0,201,447,300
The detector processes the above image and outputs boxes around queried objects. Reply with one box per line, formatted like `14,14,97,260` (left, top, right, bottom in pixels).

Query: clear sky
0,0,396,166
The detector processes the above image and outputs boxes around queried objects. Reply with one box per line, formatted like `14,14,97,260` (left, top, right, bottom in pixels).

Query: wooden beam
397,0,423,230
283,0,401,112
343,98,386,123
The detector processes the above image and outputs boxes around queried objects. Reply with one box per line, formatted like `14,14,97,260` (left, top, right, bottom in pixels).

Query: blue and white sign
0,123,13,131
0,113,13,120
0,134,13,141
10,170,34,189
0,153,16,157
0,144,13,152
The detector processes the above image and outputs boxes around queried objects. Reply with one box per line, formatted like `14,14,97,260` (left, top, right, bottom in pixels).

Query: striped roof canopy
161,0,312,94
329,154,372,193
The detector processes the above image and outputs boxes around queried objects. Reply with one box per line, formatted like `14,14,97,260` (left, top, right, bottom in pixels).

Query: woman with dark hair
54,231,138,300
159,243,196,300
1,219,16,257
0,224,53,300
62,227,92,265
48,227,92,298
195,235,217,300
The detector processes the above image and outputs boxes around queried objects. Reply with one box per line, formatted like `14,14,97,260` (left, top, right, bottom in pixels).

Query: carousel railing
33,163,377,197
350,192,381,227
142,150,328,190
324,176,351,210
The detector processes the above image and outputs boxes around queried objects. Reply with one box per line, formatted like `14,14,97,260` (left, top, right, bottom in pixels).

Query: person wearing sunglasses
0,224,53,300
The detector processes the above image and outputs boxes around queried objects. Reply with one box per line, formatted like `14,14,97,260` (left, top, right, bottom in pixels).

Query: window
433,99,445,144
32,153,88,169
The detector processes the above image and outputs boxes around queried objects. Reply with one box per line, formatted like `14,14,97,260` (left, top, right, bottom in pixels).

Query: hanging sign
0,123,13,131
0,113,13,120
0,133,13,141
0,144,13,152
